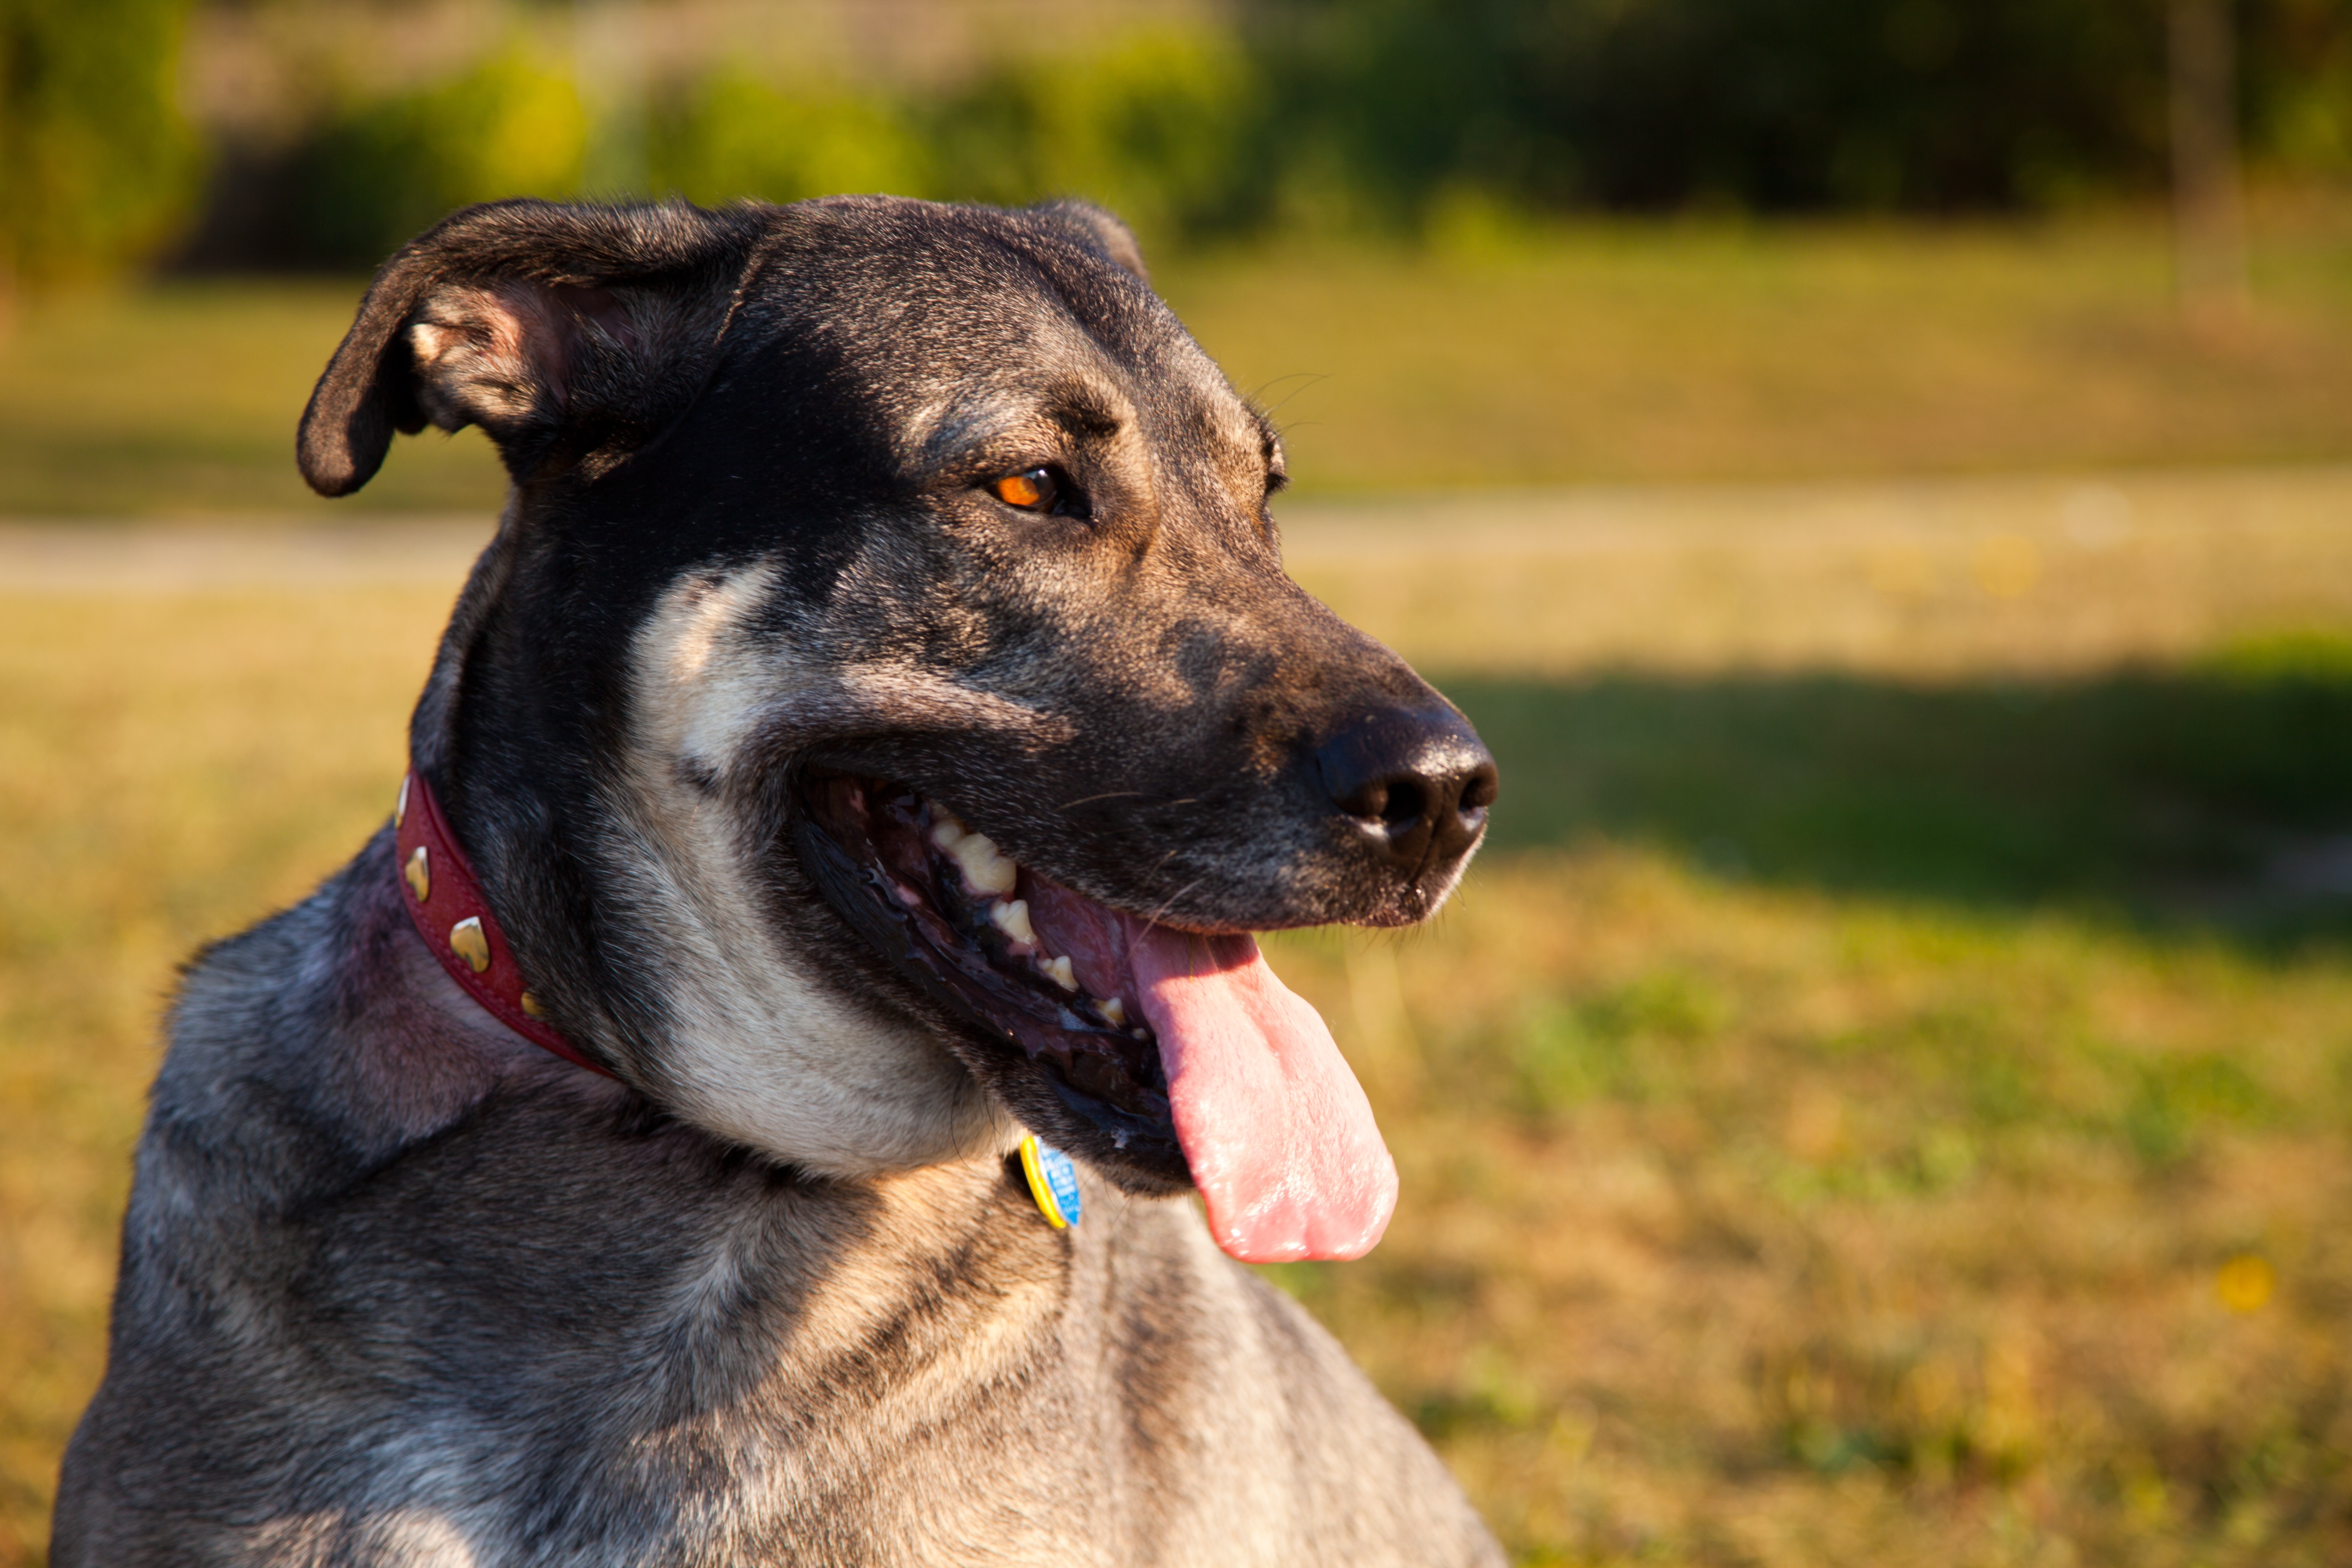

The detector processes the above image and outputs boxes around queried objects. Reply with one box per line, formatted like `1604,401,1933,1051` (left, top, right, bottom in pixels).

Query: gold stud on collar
519,991,549,1019
403,846,430,903
448,916,491,975
395,774,410,828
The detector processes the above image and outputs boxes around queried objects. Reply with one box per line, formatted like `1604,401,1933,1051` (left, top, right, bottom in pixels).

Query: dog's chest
186,1104,1215,1563
73,1045,1491,1566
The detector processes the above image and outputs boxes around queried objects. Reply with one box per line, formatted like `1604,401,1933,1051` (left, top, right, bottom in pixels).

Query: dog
52,196,1504,1565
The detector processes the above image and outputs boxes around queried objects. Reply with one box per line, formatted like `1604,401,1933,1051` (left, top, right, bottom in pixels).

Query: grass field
5,477,2352,1565
6,199,2352,515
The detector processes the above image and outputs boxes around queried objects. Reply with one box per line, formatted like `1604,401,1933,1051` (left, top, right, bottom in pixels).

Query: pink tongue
1129,928,1397,1262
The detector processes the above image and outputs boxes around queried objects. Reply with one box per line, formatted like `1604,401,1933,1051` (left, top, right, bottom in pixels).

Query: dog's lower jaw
663,1030,1018,1181
604,893,1019,1181
655,1022,1018,1181
571,794,1012,1181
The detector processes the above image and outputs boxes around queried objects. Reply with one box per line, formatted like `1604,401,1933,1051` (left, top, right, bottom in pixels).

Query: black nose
1315,704,1498,870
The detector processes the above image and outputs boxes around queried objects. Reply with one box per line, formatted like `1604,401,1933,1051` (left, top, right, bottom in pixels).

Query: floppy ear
298,198,767,497
1026,200,1149,284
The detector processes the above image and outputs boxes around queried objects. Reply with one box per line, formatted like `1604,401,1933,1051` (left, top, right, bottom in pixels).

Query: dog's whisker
1248,370,1332,421
1140,876,1204,933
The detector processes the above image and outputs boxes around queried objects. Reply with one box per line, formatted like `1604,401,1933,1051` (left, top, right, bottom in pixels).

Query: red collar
394,769,613,1078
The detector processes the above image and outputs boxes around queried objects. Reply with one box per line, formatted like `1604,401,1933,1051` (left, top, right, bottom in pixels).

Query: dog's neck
393,769,612,1078
388,766,1094,1232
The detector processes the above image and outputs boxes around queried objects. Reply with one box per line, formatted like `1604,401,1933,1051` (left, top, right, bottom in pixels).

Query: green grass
1183,202,2352,490
1279,465,2352,679
8,201,2352,514
0,281,507,517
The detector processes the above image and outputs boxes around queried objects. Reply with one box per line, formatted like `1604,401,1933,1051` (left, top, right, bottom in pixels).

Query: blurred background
7,1,2352,1563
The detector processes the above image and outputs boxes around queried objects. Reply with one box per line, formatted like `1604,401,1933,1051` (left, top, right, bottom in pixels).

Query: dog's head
302,196,1496,1261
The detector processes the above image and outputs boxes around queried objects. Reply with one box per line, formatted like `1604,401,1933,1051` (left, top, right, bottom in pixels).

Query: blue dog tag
1019,1135,1083,1229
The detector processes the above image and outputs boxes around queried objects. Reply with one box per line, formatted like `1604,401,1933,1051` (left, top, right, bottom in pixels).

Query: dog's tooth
1043,954,1077,991
954,833,1019,895
928,807,967,851
1099,996,1126,1026
990,898,1037,946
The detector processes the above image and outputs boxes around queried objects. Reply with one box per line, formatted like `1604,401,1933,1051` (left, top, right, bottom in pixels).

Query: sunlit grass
1267,856,2352,1567
10,199,2352,1563
4,510,2351,1564
1178,201,2352,490
0,588,446,1559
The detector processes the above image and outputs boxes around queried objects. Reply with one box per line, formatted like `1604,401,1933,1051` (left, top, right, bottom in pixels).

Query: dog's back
55,196,1502,1564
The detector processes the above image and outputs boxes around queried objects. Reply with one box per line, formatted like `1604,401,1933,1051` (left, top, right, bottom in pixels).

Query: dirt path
6,467,2348,675
0,514,491,591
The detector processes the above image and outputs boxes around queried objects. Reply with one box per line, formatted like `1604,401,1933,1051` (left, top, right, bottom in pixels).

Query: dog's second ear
1026,200,1148,284
299,199,766,497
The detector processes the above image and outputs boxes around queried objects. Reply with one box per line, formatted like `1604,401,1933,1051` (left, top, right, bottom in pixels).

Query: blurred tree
1247,0,2175,222
648,68,930,211
274,22,1260,268
925,28,1266,250
2241,0,2352,181
0,0,199,287
283,47,584,268
155,0,2352,271
576,0,652,199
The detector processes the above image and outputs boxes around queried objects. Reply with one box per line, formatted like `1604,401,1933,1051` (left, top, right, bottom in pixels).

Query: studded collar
394,770,613,1078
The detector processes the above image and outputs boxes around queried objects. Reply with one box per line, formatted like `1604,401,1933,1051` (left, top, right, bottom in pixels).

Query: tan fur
614,566,1015,1176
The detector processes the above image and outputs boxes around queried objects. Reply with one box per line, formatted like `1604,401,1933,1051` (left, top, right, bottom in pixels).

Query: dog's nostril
1335,779,1391,822
1334,775,1427,829
1460,765,1499,815
1379,780,1427,829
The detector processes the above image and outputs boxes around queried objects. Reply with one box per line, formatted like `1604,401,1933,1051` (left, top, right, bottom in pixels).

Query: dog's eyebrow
1042,384,1126,438
908,393,1024,465
910,381,1133,471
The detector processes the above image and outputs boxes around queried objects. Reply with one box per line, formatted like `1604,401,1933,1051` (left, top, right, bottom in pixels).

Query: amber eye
990,467,1059,512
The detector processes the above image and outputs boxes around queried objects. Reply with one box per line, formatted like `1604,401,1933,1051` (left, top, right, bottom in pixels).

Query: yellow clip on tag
1019,1135,1083,1229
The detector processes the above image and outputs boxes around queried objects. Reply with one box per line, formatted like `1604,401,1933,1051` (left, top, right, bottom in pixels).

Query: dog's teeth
1043,955,1077,991
928,807,967,851
990,898,1037,946
953,832,1019,895
1099,996,1125,1026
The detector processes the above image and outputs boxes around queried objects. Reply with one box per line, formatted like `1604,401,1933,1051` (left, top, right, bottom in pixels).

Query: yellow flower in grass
2216,1254,2275,1313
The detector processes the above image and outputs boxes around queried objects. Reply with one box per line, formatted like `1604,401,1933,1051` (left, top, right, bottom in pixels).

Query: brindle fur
53,196,1503,1565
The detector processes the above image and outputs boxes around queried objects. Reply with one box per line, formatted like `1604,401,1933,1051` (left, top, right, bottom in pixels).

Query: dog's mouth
794,771,1397,1262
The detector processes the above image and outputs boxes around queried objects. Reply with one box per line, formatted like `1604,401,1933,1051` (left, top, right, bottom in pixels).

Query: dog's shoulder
136,830,549,1208
1065,1199,1505,1565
